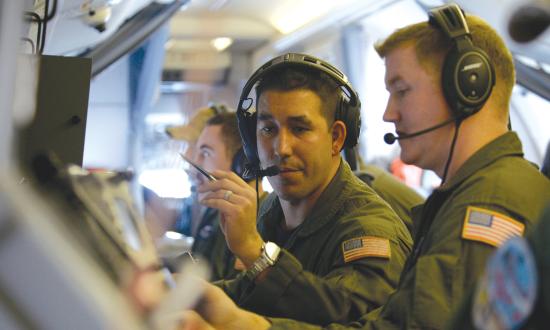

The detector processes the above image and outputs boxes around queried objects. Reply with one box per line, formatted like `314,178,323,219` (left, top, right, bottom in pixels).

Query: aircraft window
139,168,191,199
137,111,192,199
357,0,433,195
510,86,550,167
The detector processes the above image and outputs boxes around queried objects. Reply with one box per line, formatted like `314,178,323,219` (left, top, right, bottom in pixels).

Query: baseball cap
165,105,224,142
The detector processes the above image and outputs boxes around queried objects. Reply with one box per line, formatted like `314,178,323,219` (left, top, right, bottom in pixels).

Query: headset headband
237,53,359,117
429,4,468,38
428,3,495,116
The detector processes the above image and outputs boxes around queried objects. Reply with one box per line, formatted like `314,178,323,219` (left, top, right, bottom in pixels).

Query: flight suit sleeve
380,201,530,329
214,272,250,302
265,315,376,330
447,205,550,330
220,224,409,326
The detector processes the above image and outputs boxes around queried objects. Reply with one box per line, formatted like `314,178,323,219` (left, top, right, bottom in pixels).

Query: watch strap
245,241,281,280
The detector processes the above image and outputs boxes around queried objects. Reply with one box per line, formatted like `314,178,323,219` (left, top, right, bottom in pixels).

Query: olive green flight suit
447,204,550,330
266,132,550,329
216,161,413,325
355,164,425,234
525,206,550,328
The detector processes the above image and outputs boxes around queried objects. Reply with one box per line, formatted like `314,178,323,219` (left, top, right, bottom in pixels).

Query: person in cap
144,106,221,239
190,112,268,280
166,105,228,240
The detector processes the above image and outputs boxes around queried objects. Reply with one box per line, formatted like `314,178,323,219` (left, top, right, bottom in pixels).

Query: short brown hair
255,67,341,125
206,112,242,160
375,15,515,119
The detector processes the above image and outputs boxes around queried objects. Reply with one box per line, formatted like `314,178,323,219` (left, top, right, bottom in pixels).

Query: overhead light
270,0,351,34
211,37,233,51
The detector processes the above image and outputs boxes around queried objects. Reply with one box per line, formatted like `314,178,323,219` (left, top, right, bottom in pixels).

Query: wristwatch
246,241,281,280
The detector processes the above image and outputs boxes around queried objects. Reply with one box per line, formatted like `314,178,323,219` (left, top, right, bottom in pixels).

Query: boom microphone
384,118,456,145
258,165,280,177
243,165,280,180
383,133,398,145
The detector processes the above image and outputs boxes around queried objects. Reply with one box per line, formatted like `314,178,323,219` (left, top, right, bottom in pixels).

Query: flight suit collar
409,132,524,238
410,204,425,237
259,160,350,240
404,132,528,273
296,160,350,237
439,132,524,192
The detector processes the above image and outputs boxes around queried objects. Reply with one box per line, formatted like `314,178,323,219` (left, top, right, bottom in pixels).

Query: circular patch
473,237,538,330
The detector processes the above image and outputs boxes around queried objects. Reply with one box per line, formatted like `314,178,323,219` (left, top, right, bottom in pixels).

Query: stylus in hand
179,153,217,181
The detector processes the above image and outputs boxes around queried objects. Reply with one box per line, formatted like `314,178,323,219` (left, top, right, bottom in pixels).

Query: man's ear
331,120,347,156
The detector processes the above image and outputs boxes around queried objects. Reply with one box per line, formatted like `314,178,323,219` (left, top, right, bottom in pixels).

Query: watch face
264,242,281,263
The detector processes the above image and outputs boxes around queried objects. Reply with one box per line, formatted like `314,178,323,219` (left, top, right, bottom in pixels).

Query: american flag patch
462,206,525,248
342,236,390,263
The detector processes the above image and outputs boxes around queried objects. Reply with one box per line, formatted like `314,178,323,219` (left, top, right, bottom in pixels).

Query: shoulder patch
462,206,525,248
342,236,390,263
472,237,537,330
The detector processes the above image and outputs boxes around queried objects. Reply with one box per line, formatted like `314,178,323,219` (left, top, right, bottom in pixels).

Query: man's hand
180,311,215,330
197,170,263,267
180,282,270,330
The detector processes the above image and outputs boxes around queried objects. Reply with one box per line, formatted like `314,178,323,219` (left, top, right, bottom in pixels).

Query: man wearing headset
197,52,412,325
180,4,550,330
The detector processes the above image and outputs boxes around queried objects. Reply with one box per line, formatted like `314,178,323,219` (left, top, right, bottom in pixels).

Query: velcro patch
342,236,390,263
462,206,524,247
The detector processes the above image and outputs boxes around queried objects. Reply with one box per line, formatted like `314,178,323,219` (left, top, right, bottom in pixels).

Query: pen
179,153,217,181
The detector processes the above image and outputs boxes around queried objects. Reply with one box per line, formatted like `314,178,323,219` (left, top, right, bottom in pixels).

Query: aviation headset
428,3,495,119
207,103,248,179
236,53,362,173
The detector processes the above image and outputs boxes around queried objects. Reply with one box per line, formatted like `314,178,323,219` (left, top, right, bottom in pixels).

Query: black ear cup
442,47,495,118
237,53,361,171
429,3,495,119
336,94,361,148
230,147,248,179
236,109,258,168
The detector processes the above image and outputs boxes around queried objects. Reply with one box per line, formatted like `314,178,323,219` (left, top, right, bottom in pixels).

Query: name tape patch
462,206,524,248
342,236,390,263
